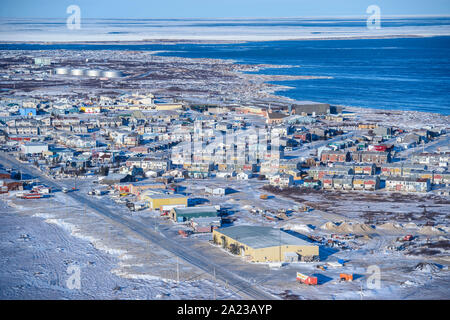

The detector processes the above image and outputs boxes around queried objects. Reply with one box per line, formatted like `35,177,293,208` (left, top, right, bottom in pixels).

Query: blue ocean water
1,36,450,115
157,37,450,115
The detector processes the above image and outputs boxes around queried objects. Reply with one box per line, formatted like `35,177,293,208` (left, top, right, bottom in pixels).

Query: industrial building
212,226,319,263
190,217,221,233
291,101,333,116
142,193,188,210
34,57,51,66
170,205,219,222
20,143,48,154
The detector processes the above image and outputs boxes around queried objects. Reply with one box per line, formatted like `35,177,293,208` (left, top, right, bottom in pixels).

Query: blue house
19,107,36,117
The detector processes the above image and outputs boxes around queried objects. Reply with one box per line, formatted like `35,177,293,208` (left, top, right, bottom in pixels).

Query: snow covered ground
0,192,238,300
1,17,450,42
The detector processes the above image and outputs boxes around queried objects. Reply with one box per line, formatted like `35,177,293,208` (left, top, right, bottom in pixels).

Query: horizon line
1,14,450,20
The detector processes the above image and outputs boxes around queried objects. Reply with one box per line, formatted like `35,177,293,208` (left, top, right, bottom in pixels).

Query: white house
237,171,253,180
269,173,294,188
216,171,236,179
205,187,229,196
20,143,48,154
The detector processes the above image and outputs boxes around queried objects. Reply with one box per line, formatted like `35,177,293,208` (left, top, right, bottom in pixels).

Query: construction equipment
260,194,268,200
296,272,318,285
340,273,353,282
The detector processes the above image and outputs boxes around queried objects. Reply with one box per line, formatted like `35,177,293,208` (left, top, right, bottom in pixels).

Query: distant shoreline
1,38,449,117
1,34,450,45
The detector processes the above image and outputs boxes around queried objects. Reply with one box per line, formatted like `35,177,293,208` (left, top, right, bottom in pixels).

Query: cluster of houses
0,94,448,202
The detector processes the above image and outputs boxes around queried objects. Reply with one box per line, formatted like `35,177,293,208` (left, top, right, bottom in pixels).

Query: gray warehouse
291,101,340,115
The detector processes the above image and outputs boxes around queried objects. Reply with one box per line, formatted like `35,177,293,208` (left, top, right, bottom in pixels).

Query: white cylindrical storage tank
71,68,85,76
86,69,101,77
102,70,122,78
54,67,68,75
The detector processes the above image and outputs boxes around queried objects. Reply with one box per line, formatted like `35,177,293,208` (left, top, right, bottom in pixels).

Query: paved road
0,152,278,300
396,133,449,161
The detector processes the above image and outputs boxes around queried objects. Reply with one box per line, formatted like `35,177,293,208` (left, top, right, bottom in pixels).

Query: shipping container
340,273,353,281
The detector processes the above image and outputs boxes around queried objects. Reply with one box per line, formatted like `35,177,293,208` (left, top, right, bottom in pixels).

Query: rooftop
215,225,313,249
174,206,218,215
147,193,187,199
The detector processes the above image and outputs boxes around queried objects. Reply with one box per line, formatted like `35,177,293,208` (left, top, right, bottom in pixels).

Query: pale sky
1,0,449,19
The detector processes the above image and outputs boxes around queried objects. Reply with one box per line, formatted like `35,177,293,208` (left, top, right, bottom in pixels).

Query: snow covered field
0,192,238,299
1,17,450,42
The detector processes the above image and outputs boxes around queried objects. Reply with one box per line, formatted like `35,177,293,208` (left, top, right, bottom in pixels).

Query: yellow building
213,226,319,263
141,193,188,210
154,103,183,110
353,177,365,190
80,105,101,114
285,169,302,181
358,123,378,129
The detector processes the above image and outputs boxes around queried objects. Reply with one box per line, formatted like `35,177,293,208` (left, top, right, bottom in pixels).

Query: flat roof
294,101,329,106
215,226,314,249
148,194,187,199
174,206,218,215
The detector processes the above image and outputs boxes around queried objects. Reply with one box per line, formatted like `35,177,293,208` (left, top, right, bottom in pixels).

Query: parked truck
296,272,318,285
21,192,44,199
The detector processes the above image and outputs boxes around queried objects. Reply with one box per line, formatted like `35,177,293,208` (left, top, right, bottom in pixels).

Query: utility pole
213,267,216,300
279,228,281,263
360,282,364,300
176,257,179,283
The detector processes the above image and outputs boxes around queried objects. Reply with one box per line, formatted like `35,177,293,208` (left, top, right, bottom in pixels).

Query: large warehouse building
213,226,319,263
291,101,339,115
20,143,48,154
170,205,219,222
142,193,188,210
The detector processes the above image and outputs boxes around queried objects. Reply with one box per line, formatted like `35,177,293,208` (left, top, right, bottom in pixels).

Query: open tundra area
0,49,315,106
0,192,239,299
